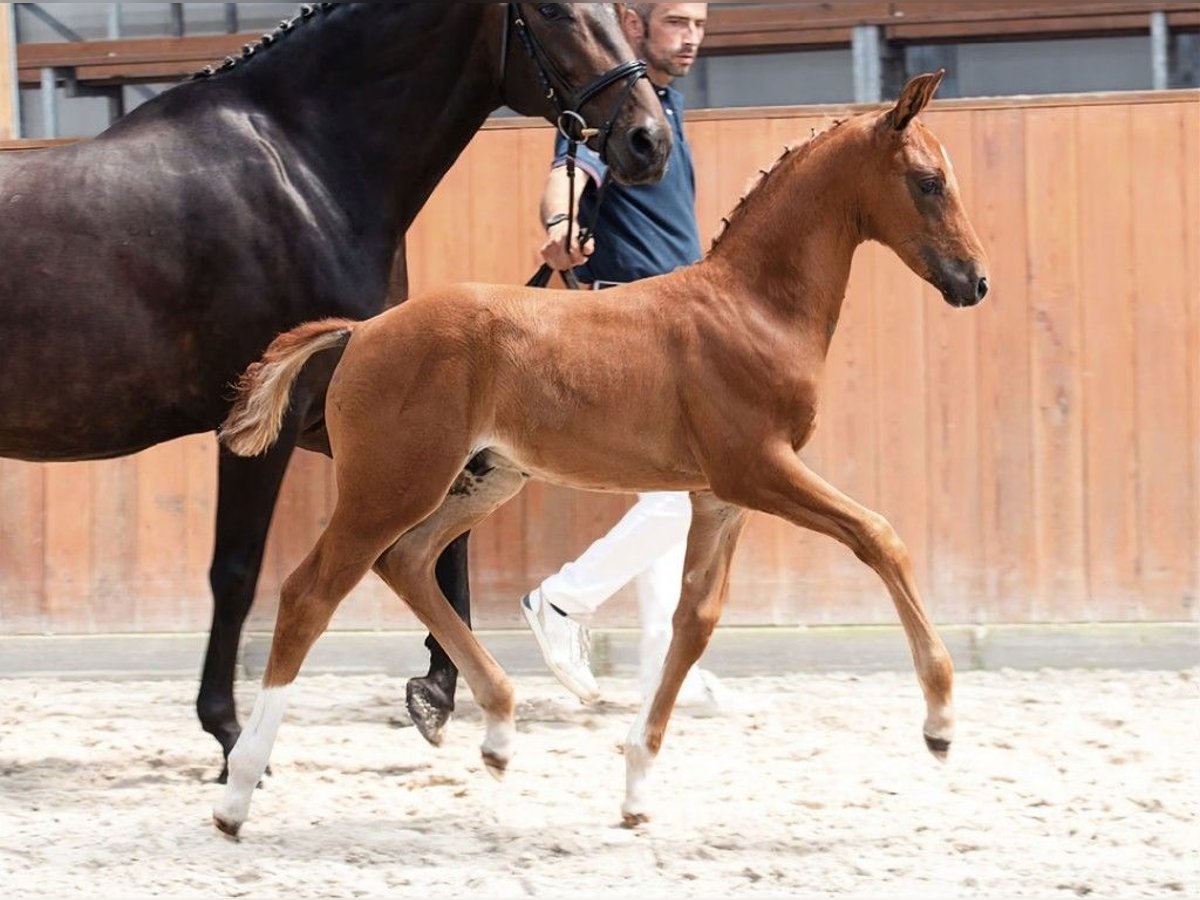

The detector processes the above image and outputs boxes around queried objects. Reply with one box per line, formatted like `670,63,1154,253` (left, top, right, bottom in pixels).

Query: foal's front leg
623,493,748,827
733,446,955,757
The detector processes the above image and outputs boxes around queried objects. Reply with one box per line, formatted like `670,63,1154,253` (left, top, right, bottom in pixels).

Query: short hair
627,3,656,25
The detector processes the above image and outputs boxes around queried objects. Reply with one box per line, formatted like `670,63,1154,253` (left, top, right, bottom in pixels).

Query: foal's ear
889,70,945,131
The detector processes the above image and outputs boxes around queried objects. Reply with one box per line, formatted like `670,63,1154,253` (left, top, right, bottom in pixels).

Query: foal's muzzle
933,257,990,308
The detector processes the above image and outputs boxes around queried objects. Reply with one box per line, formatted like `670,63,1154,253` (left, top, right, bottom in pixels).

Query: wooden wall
0,6,17,140
1,91,1197,635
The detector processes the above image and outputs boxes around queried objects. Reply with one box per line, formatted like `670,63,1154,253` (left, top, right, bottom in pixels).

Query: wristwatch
544,212,571,229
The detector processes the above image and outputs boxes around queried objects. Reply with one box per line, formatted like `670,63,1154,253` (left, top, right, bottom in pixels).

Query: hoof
212,813,242,840
924,733,951,761
481,750,509,781
406,677,453,748
621,811,650,829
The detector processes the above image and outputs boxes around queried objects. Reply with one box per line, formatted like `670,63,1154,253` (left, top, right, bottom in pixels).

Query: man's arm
538,164,595,272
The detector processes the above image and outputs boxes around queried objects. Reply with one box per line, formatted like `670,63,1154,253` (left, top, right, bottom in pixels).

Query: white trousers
539,491,700,694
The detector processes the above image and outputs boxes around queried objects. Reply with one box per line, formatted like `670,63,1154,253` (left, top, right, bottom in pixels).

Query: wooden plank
1075,103,1141,616
0,461,46,632
0,6,16,140
868,244,932,621
970,105,1037,622
1129,101,1197,619
86,457,138,632
1183,97,1200,620
922,109,985,622
1024,104,1088,622
16,33,250,86
181,434,217,632
133,441,190,631
41,463,94,632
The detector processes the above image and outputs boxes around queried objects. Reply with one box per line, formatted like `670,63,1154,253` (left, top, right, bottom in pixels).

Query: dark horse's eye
920,177,943,196
537,4,563,20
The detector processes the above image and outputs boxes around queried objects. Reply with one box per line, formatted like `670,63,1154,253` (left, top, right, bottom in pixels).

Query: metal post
852,24,882,103
168,3,184,38
1150,11,1170,90
107,3,123,39
40,66,58,139
224,3,239,35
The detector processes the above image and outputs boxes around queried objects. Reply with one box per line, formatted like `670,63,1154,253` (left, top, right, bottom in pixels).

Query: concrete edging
0,622,1195,681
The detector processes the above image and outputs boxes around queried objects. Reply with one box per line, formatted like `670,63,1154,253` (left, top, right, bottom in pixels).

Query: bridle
499,3,650,288
500,3,648,152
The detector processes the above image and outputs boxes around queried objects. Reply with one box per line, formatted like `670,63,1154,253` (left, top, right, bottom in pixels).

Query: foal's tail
219,318,358,457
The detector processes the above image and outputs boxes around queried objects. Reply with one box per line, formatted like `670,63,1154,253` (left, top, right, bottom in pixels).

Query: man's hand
539,220,594,271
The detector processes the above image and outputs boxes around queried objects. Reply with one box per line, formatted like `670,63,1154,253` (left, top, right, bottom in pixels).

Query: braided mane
191,3,339,81
708,118,848,254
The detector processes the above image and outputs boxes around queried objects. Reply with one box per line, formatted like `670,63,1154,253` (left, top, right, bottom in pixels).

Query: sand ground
1,668,1196,898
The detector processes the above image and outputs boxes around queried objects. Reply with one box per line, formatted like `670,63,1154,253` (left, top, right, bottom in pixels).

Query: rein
499,3,645,289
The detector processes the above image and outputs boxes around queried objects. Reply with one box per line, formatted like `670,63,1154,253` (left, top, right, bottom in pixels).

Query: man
521,3,732,711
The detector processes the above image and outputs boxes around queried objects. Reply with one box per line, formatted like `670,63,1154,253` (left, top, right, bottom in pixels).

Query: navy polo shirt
553,83,702,284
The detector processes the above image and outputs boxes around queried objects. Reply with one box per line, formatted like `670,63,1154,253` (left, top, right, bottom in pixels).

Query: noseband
499,3,649,159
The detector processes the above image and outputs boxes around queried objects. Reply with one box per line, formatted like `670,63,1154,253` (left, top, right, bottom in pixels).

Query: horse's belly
486,436,708,494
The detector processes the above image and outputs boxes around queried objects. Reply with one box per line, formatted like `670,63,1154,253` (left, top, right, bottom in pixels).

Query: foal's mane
708,117,848,254
191,3,339,81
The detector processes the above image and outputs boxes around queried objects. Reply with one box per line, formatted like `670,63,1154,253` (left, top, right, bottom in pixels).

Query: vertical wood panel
133,441,188,630
42,464,94,631
0,461,45,631
870,243,932,619
88,457,138,631
972,105,1036,622
1075,104,1140,615
182,434,217,631
922,109,985,622
1024,105,1088,622
1129,102,1197,619
1182,99,1200,620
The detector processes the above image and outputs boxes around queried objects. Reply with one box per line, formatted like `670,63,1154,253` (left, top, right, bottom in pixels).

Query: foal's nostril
976,276,989,301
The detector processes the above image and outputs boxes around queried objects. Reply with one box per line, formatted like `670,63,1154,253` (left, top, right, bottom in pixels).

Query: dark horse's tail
219,318,357,457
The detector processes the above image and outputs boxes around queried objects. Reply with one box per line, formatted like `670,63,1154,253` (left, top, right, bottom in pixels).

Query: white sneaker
520,589,601,703
674,668,735,716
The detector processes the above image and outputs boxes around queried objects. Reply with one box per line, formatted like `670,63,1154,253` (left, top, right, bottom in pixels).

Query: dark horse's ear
889,70,945,131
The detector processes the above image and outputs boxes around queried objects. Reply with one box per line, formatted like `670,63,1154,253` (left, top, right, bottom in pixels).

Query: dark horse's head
497,3,671,185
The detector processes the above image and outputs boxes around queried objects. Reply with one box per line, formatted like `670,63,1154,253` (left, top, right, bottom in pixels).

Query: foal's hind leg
734,446,956,758
622,493,748,827
373,456,528,777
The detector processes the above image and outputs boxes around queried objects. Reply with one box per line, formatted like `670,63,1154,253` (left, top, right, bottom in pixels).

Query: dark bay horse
0,3,671,780
214,70,988,835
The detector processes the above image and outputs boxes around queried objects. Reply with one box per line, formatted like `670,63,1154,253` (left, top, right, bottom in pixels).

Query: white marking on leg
622,670,660,823
480,709,515,779
213,685,291,832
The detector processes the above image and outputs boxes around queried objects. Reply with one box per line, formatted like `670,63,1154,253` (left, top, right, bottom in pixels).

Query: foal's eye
920,177,943,196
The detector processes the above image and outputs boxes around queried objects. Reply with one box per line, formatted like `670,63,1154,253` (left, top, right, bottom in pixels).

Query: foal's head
858,71,990,307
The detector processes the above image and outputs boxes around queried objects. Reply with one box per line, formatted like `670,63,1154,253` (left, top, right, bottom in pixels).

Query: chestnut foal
214,71,987,836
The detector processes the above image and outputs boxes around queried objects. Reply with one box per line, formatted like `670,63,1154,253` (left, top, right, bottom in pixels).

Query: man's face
628,3,707,81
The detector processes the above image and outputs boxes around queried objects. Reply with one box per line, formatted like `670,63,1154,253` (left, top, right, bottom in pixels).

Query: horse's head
497,3,671,185
861,71,989,307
